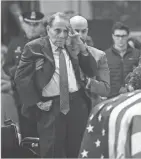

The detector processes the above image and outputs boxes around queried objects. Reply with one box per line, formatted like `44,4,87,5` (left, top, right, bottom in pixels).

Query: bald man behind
70,15,110,106
70,16,88,41
70,16,94,46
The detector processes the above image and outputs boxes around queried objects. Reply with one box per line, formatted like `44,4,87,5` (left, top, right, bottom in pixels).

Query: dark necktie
59,48,70,115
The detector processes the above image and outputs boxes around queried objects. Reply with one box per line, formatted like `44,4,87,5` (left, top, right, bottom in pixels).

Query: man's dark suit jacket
14,36,97,119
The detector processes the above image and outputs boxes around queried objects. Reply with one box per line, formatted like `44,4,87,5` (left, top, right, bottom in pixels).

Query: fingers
68,27,80,37
70,27,76,35
37,100,52,111
67,25,75,35
69,31,79,37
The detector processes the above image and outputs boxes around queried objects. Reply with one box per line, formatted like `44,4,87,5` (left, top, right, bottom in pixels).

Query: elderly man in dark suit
15,12,97,158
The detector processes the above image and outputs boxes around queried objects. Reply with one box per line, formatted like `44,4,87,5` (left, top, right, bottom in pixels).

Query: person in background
3,11,46,138
105,22,141,98
70,15,110,106
14,12,97,158
1,1,40,45
3,11,46,78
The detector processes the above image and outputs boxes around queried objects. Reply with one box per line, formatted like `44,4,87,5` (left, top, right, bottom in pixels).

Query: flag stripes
79,90,141,158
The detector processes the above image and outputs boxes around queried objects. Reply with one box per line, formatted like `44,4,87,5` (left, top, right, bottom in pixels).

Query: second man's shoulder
25,36,48,48
87,46,106,61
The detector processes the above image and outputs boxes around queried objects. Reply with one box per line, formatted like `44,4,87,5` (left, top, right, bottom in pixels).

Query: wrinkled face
47,17,69,47
23,21,45,39
112,29,129,48
71,22,88,41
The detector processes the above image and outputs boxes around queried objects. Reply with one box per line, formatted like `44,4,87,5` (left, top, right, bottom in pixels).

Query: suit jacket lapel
41,36,55,66
35,37,55,90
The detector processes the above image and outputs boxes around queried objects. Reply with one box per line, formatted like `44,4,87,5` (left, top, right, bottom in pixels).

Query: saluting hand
68,27,83,44
68,27,88,55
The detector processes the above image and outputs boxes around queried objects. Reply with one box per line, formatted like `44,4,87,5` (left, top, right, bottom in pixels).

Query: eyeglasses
75,29,87,34
113,34,128,38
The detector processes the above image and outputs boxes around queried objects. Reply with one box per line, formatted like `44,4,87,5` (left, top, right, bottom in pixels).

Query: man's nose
119,37,124,40
59,31,65,38
78,32,83,38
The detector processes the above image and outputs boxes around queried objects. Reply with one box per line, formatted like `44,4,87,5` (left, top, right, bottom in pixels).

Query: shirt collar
49,39,58,53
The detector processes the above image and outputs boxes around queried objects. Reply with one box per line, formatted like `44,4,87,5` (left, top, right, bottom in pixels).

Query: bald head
70,15,88,28
70,15,88,41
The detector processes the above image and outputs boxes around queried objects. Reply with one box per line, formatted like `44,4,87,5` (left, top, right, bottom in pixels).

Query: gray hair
47,12,69,27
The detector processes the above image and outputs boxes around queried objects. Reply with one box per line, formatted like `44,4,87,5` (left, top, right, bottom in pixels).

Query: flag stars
98,114,102,122
81,149,88,158
102,129,106,136
95,139,101,147
106,105,112,111
86,124,94,133
100,154,104,159
89,114,94,121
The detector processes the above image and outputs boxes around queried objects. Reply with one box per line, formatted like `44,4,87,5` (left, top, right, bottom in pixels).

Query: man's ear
112,34,116,44
112,34,114,40
86,28,89,34
46,25,50,34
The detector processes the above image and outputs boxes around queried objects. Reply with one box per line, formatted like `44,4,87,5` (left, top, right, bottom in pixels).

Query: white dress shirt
42,40,79,97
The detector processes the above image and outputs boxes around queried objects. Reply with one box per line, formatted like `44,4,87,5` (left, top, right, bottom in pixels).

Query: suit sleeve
78,49,97,77
89,53,110,97
14,44,41,107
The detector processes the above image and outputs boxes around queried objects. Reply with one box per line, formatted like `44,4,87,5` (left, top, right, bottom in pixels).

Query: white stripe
108,92,141,158
24,18,43,23
132,132,141,156
116,103,141,159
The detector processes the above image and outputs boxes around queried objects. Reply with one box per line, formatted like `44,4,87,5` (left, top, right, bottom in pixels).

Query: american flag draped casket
79,90,141,159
